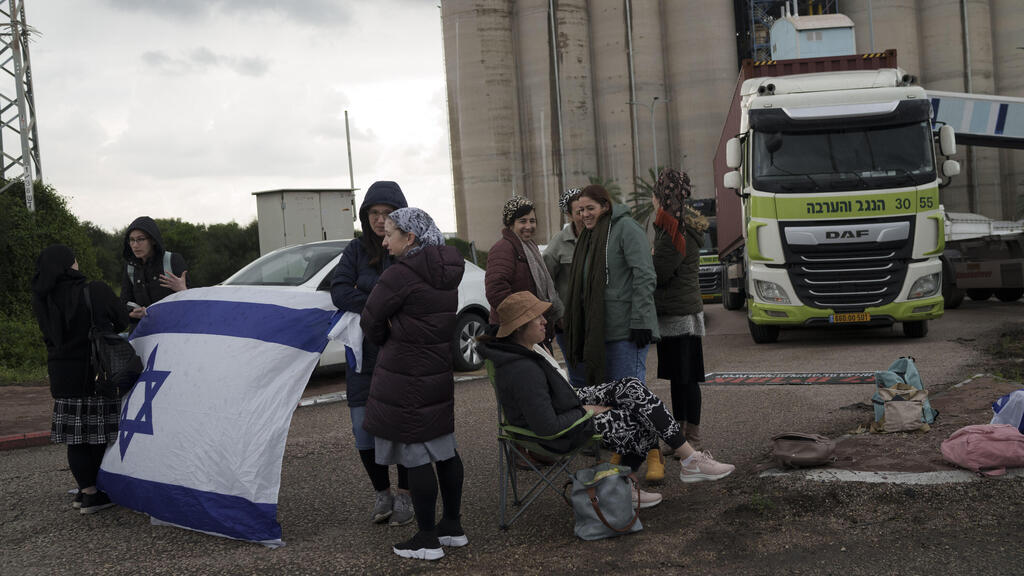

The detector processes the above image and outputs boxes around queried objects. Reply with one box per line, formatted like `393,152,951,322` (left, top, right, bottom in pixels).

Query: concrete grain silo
513,0,561,242
663,0,736,202
555,0,599,201
588,1,635,194
627,0,669,182
841,0,922,77
441,0,522,248
991,0,1024,217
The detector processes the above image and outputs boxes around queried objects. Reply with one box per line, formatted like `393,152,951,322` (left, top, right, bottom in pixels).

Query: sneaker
631,486,663,509
389,492,414,527
680,451,735,483
80,491,116,515
437,517,469,547
373,490,393,524
393,531,444,561
72,492,83,509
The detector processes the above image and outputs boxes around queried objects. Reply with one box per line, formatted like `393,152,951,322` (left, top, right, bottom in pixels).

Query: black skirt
656,334,705,384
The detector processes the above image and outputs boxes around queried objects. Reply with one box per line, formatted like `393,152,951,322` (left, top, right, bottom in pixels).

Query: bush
0,312,48,385
446,236,488,269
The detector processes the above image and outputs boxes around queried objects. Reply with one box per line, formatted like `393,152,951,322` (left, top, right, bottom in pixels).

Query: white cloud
28,0,455,233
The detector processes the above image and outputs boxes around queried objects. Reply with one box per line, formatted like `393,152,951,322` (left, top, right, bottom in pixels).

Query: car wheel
747,319,779,344
966,289,993,301
452,312,487,372
903,320,928,338
995,288,1024,302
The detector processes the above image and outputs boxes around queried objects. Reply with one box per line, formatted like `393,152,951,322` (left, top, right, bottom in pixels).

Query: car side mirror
724,170,741,190
939,125,956,157
726,138,742,169
942,159,961,178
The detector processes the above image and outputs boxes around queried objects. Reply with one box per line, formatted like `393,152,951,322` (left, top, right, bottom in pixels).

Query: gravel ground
1,299,1022,575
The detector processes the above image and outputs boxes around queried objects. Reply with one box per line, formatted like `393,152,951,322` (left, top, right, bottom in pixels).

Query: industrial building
440,0,1024,249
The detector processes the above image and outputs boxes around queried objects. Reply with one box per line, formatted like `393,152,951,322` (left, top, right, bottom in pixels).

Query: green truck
713,51,961,343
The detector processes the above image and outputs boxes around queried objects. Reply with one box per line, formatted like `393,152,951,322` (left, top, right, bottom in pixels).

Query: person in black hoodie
121,216,188,325
31,245,129,514
329,181,412,526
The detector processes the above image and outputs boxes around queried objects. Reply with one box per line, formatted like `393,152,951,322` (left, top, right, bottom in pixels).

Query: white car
220,240,491,371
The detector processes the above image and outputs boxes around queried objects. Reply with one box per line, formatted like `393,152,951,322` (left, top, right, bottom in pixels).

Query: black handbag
83,287,143,397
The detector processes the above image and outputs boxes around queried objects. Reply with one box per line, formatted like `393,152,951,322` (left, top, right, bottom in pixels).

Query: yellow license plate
831,312,871,323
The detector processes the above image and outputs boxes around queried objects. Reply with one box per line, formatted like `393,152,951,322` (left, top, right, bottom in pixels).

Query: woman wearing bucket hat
360,207,467,561
478,291,735,507
485,195,563,349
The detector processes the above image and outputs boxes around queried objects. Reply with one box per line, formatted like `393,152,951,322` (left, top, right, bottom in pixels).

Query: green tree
630,167,659,229
199,221,260,284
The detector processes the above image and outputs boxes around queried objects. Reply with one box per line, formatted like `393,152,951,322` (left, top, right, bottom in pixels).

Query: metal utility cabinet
253,189,356,255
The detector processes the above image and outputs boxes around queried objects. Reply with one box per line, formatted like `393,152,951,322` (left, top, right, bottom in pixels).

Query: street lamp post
628,96,669,176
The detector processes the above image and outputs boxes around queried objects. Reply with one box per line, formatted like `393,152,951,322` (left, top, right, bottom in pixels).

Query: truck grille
781,219,914,312
699,266,722,294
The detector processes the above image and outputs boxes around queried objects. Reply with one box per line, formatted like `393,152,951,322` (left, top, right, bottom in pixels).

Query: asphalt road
1,297,1022,575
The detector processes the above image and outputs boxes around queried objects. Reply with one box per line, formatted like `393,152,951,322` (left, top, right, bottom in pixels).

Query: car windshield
752,120,936,193
224,242,346,286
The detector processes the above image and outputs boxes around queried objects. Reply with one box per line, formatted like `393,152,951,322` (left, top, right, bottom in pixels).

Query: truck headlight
908,273,941,299
754,280,791,304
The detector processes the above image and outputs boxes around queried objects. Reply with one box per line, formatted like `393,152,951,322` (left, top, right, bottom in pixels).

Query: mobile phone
127,301,141,310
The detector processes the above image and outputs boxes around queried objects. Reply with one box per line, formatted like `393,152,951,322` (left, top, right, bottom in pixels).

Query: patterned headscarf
501,195,534,227
558,187,582,215
654,168,692,222
387,207,446,256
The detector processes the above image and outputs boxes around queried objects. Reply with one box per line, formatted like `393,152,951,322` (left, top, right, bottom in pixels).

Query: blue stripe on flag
98,469,281,542
131,299,332,353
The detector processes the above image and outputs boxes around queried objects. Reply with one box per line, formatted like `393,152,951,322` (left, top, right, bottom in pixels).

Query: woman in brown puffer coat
360,207,467,561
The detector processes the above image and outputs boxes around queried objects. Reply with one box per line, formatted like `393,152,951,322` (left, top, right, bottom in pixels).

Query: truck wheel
722,266,745,310
903,320,928,338
966,289,993,301
995,288,1024,302
452,312,487,372
944,287,965,309
747,320,779,344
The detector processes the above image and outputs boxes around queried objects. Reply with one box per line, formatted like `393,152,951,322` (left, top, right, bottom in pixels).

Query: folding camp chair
486,360,603,530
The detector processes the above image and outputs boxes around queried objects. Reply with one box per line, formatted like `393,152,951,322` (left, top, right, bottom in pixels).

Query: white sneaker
680,451,735,483
631,486,663,509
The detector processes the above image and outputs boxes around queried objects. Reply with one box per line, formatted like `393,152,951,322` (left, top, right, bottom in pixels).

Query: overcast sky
28,0,455,233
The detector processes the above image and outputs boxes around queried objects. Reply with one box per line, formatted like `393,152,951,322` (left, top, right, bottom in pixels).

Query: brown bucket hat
496,291,552,338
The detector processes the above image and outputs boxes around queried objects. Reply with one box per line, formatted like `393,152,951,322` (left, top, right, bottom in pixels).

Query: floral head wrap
558,187,582,215
501,195,534,228
387,207,445,256
654,168,692,222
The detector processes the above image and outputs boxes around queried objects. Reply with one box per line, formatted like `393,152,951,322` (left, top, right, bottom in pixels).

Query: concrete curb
761,467,1024,484
0,431,50,451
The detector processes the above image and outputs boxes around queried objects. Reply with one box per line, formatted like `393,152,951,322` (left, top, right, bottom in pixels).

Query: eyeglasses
128,236,149,245
368,209,393,220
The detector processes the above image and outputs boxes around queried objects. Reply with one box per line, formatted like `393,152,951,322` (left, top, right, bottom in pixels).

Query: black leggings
358,449,409,492
407,452,464,533
67,443,108,490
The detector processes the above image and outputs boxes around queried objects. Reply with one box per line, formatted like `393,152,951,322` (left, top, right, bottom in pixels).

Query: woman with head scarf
485,195,563,348
329,181,413,527
651,168,710,449
478,291,734,507
542,187,586,386
31,245,129,514
359,207,467,561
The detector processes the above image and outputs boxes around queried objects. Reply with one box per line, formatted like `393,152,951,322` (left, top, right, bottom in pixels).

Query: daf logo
825,230,870,240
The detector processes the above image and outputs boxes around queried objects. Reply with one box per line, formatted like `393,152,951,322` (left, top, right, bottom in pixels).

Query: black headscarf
31,244,86,348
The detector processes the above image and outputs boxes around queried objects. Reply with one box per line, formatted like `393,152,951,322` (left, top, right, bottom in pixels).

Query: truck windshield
751,120,935,193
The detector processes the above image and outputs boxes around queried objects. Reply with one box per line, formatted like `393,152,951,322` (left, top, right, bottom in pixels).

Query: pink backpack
940,424,1024,477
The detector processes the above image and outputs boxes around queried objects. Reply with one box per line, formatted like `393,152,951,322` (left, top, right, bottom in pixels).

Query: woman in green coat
652,169,709,449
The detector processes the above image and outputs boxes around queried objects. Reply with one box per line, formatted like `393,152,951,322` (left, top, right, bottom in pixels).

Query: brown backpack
771,432,836,468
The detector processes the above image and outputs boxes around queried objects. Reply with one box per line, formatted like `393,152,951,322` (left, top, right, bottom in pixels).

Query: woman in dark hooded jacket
31,245,128,514
329,180,413,526
121,216,188,326
360,207,467,561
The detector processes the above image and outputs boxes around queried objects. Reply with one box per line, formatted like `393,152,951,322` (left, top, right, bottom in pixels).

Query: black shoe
80,492,115,515
72,492,83,509
437,517,468,548
393,531,444,561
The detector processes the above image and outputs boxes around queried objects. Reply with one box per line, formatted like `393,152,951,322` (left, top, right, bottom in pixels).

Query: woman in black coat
360,207,467,561
31,245,128,514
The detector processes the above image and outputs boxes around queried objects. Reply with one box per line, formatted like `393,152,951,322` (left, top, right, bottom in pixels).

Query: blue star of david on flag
118,344,171,460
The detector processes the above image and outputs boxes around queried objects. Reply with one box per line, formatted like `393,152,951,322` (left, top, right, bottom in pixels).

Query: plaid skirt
51,396,121,445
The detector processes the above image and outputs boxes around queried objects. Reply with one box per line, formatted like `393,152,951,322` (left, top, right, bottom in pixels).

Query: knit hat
387,207,445,255
558,188,582,215
496,291,552,338
501,195,535,227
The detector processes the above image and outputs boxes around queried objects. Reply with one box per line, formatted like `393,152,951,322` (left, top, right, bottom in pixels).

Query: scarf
520,237,563,321
565,211,611,386
387,207,445,256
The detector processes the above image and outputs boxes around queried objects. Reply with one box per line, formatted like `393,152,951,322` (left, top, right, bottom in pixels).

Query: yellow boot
645,449,665,483
609,453,622,465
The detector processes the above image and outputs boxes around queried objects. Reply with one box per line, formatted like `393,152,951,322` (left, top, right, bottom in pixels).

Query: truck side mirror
724,170,741,190
942,159,960,178
939,125,956,157
726,138,741,169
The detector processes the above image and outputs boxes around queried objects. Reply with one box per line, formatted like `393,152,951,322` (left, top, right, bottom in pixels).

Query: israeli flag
97,286,339,546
